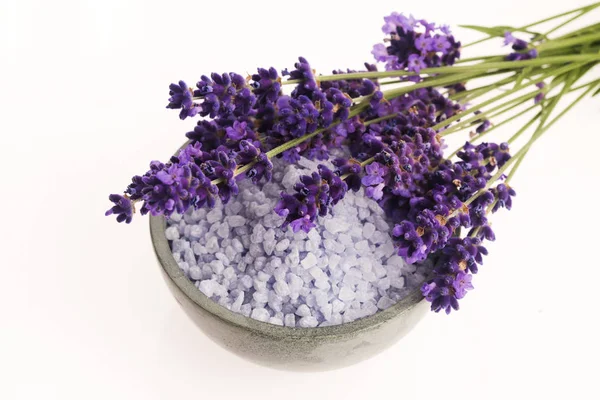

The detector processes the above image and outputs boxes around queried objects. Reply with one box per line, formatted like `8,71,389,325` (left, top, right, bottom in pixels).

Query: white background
1,0,599,399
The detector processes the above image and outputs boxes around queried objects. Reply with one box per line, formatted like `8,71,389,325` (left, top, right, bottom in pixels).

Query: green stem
442,69,569,137
440,89,540,137
485,97,537,121
360,157,375,167
470,143,528,232
339,157,375,180
226,73,479,182
504,71,578,148
459,146,527,210
536,30,600,52
455,55,504,64
461,2,600,48
571,76,600,91
449,73,519,102
507,112,542,145
447,106,540,160
282,54,600,85
555,22,600,40
455,78,597,213
544,11,585,37
430,61,584,131
364,113,398,126
504,150,528,185
381,71,490,99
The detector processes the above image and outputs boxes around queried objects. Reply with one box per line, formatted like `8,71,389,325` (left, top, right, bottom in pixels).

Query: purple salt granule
166,156,429,327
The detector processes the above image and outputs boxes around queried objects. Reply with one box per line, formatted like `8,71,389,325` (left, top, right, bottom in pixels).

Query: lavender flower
372,13,461,73
491,183,516,212
421,237,487,313
273,95,320,138
194,72,256,119
201,150,238,204
285,56,319,98
504,31,528,50
166,81,199,120
504,31,538,61
332,158,362,191
185,120,222,151
250,67,282,104
246,153,274,184
361,162,387,200
121,144,225,220
105,194,133,223
320,64,378,98
535,82,546,104
275,165,348,232
135,162,195,216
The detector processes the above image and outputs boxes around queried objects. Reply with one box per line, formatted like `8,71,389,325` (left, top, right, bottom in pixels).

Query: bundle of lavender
107,3,600,319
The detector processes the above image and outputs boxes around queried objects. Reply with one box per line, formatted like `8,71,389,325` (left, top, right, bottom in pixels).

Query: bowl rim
149,141,425,338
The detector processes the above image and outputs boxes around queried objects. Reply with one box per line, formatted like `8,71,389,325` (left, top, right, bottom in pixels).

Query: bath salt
167,157,430,327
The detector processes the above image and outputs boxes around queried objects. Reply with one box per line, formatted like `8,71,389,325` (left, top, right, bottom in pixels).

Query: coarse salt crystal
301,253,318,269
251,307,270,322
324,218,350,234
206,209,223,224
298,316,318,328
338,286,356,301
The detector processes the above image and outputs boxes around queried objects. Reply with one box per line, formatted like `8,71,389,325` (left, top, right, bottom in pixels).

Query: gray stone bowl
150,215,428,371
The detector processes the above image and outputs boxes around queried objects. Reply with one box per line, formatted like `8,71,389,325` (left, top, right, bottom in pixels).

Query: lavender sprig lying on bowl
107,3,600,318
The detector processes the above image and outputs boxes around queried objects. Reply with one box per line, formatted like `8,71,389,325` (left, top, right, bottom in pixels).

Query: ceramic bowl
150,214,427,371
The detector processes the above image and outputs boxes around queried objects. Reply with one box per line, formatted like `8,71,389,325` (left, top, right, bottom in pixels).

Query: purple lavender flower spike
476,119,491,134
392,221,428,264
274,165,347,233
202,150,238,204
320,65,378,98
187,166,216,209
491,183,516,212
503,31,517,46
425,277,460,314
372,13,460,74
421,237,487,313
166,72,257,121
504,31,538,61
282,148,301,164
251,67,281,104
246,153,273,184
290,216,316,233
185,120,222,151
287,57,318,98
236,140,261,164
166,80,200,120
166,80,193,110
535,82,546,104
332,158,362,191
137,162,195,217
105,194,133,223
